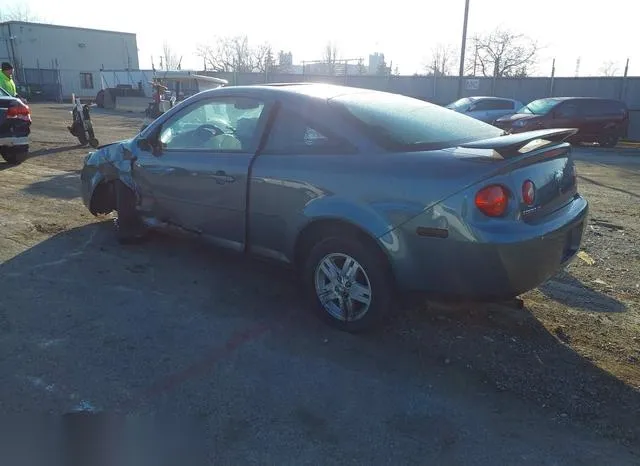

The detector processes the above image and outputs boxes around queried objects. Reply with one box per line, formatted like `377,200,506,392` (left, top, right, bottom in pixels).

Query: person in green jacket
0,62,18,97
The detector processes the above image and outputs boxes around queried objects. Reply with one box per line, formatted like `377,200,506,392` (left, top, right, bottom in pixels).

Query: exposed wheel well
293,219,393,278
90,180,117,215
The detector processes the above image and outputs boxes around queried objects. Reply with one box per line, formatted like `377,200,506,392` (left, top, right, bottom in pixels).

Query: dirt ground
0,103,639,463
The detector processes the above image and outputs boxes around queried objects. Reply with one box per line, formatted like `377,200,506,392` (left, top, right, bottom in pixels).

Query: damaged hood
84,138,137,191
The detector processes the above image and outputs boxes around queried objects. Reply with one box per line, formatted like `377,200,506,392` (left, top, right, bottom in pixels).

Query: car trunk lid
454,128,579,222
0,97,31,136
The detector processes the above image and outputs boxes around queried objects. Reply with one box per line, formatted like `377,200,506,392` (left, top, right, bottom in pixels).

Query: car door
248,103,359,261
133,95,269,251
468,99,504,122
549,100,581,132
492,99,518,121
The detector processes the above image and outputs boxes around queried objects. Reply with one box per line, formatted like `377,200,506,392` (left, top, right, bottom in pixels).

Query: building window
80,73,94,89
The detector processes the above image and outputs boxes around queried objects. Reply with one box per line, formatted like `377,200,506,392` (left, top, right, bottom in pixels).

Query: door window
555,103,580,118
472,99,513,111
263,107,356,155
158,97,265,152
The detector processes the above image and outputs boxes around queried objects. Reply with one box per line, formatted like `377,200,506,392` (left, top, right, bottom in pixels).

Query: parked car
0,86,31,165
445,96,523,123
81,84,588,332
494,97,629,147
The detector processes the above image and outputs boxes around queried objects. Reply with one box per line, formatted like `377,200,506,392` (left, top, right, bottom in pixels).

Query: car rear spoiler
459,128,578,158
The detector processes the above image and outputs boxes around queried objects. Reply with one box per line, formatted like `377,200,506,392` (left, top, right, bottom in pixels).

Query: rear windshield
329,92,502,151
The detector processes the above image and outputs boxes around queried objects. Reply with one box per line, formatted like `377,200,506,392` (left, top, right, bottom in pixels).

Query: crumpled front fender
80,139,137,214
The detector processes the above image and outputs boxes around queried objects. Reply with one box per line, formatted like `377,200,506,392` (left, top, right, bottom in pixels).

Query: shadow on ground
22,171,81,200
539,272,627,313
28,145,86,159
1,222,638,453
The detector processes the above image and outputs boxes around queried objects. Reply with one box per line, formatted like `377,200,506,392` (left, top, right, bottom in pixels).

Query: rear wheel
598,134,619,148
0,145,29,165
303,235,393,332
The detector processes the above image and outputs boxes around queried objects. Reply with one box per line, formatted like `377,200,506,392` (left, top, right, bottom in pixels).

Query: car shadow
1,222,638,451
578,174,640,200
28,145,86,159
539,271,627,313
22,171,81,200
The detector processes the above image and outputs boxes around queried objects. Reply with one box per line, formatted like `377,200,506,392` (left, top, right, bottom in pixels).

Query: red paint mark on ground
119,322,272,410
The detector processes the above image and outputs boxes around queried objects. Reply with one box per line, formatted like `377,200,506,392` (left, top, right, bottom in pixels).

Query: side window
473,99,511,111
262,107,356,155
589,100,624,117
159,97,265,152
556,102,580,118
471,100,495,111
496,100,516,110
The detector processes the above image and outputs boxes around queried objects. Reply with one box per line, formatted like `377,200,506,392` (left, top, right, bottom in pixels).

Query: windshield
0,87,9,97
329,91,502,151
518,98,560,115
446,98,472,111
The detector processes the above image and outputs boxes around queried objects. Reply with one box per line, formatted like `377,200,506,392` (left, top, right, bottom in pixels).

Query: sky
0,0,636,77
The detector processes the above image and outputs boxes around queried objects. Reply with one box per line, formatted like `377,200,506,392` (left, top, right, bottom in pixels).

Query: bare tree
0,4,43,22
465,28,538,78
253,43,274,73
197,35,266,73
322,41,339,75
599,60,618,77
162,41,180,70
424,43,455,76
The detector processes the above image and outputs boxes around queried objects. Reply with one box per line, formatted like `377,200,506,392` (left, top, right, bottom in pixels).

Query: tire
0,145,29,165
598,134,619,148
303,235,393,332
113,180,148,245
77,131,89,146
89,138,99,148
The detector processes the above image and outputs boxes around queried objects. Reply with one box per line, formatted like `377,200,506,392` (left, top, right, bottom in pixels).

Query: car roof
469,96,520,102
539,96,623,103
201,83,375,101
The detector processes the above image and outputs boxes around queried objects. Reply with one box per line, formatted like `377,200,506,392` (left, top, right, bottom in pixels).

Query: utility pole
549,58,556,97
457,0,471,98
623,58,629,78
620,58,630,100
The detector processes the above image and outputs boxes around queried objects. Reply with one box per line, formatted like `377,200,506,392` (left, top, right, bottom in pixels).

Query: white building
0,21,139,99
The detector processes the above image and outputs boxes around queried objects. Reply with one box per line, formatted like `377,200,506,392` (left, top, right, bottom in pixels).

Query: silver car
81,84,588,332
446,96,523,123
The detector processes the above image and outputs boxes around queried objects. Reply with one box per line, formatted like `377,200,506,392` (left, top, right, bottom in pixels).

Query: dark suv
494,97,629,147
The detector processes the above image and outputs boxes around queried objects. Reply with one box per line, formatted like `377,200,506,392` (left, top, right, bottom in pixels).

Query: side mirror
137,131,162,156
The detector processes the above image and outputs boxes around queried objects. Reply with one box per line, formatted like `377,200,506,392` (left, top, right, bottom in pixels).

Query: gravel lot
0,104,638,464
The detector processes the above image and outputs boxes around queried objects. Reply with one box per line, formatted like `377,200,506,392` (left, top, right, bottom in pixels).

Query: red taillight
522,180,536,206
6,104,31,121
475,185,509,217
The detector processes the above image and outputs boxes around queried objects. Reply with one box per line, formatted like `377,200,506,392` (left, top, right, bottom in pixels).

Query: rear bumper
388,195,589,299
0,136,28,147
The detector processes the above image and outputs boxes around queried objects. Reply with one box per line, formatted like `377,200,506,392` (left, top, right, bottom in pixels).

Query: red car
494,97,629,148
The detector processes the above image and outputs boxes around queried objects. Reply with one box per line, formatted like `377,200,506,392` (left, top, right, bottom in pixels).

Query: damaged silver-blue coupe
80,83,588,332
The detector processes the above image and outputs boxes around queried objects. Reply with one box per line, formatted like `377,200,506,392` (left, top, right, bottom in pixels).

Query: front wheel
598,134,619,148
0,145,29,165
303,236,393,332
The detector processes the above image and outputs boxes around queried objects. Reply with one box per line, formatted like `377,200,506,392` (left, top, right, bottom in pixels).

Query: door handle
213,170,235,183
